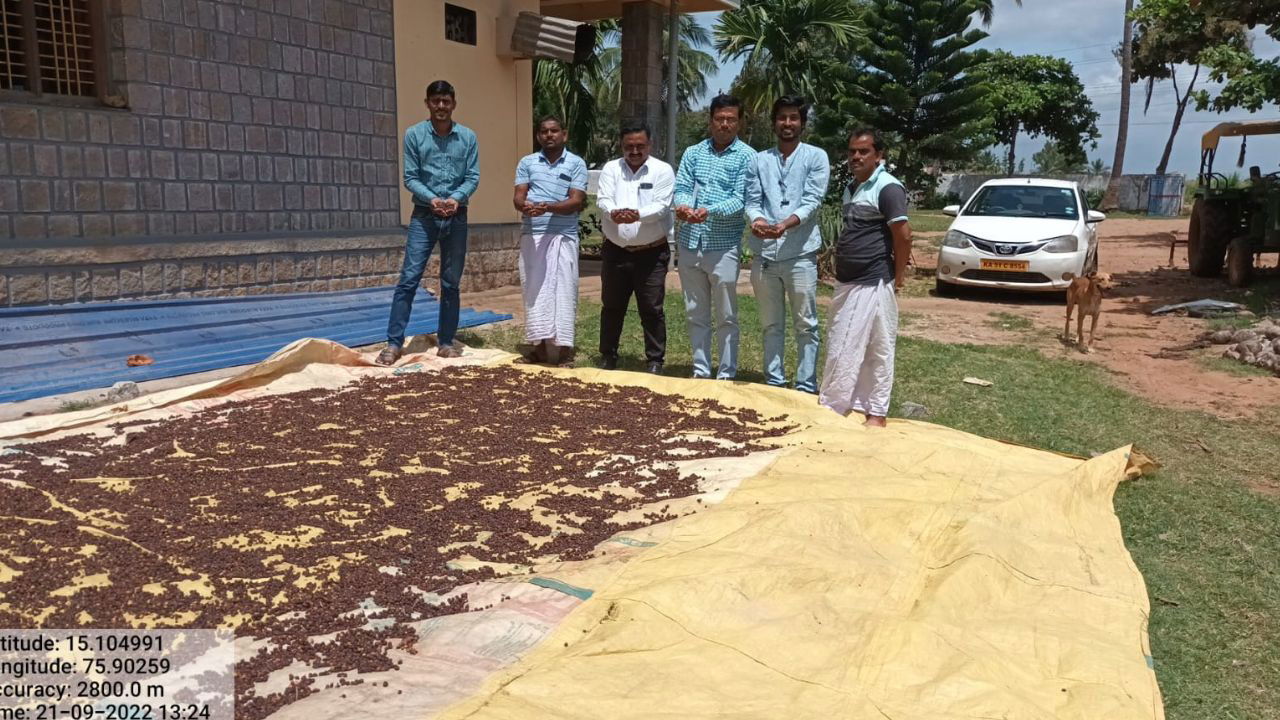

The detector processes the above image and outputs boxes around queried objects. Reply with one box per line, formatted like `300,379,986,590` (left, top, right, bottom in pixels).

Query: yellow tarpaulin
437,369,1163,720
0,340,1163,720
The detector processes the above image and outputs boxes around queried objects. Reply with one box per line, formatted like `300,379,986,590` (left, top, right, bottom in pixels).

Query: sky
687,0,1280,177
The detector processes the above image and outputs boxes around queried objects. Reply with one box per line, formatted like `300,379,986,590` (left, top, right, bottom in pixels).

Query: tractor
1188,120,1280,287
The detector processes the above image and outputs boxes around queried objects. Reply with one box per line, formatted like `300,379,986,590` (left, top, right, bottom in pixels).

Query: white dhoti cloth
519,232,578,346
819,280,898,417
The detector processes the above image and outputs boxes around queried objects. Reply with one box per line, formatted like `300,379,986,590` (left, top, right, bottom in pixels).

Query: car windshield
964,186,1080,220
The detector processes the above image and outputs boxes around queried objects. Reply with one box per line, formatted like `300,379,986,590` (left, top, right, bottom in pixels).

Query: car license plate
980,259,1029,271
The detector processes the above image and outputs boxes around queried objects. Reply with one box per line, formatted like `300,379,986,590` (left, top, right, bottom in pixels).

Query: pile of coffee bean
0,367,795,718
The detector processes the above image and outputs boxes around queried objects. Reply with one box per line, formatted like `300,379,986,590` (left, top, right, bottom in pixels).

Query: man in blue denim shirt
745,96,830,393
377,80,480,365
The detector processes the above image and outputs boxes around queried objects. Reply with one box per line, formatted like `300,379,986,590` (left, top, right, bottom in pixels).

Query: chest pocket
716,171,736,192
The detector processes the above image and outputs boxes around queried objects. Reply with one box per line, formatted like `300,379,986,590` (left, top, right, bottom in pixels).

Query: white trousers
519,232,578,346
819,280,898,417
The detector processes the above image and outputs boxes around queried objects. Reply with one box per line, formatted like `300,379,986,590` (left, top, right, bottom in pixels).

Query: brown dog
1063,272,1114,352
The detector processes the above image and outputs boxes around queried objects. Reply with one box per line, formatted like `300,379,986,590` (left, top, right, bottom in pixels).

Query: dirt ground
903,218,1280,419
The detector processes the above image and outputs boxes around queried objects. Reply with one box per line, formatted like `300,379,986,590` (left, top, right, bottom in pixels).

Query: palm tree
533,19,617,156
594,16,718,114
714,0,863,112
533,58,605,155
971,0,1023,27
536,17,718,162
1102,0,1135,210
579,17,718,163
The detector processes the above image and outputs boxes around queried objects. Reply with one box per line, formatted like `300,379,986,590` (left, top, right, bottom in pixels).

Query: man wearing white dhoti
513,116,588,367
819,128,913,427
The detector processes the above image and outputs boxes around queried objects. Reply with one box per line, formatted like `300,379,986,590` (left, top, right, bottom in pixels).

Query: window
964,186,1081,220
444,3,476,46
1,0,108,99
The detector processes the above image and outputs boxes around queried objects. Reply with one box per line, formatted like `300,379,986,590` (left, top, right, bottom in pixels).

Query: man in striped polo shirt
673,94,755,380
512,116,588,367
820,128,913,427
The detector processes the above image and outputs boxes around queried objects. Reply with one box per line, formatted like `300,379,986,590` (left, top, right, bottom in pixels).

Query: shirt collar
770,142,805,158
849,162,886,194
538,149,568,166
707,137,744,156
621,157,650,177
428,122,456,138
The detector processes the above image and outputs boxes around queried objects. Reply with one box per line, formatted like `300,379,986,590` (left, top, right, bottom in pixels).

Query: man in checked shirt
673,94,755,380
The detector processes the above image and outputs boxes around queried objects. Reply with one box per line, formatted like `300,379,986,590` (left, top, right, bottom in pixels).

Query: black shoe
646,361,663,375
600,355,618,370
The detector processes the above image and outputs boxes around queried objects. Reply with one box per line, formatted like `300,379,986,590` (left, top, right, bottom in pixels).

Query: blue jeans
678,244,740,379
386,206,468,348
751,253,820,393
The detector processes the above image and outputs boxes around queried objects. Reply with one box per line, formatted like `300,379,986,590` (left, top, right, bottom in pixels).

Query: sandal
375,345,402,366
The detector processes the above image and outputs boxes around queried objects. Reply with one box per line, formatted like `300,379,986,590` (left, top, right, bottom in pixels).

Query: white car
935,178,1105,294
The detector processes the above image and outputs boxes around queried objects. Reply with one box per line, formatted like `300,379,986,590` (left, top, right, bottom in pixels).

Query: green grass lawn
1198,354,1277,378
909,211,955,233
460,291,1280,719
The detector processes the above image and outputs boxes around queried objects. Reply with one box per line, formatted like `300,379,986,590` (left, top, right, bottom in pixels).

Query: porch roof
539,0,738,22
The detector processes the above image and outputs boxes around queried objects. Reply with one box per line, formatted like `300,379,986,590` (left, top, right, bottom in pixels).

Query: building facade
0,0,731,307
0,0,533,306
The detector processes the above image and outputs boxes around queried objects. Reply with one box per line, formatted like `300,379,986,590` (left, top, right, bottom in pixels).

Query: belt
608,237,668,253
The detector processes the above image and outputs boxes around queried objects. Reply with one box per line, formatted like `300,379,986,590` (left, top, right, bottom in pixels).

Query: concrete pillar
620,1,665,158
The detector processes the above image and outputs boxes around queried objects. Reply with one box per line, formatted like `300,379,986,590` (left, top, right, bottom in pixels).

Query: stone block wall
0,0,400,239
0,224,520,306
0,0,526,308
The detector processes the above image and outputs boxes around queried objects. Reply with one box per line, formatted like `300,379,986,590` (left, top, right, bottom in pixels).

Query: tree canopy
1129,0,1249,173
714,0,863,113
972,51,1100,176
823,0,992,192
1032,142,1090,174
1188,0,1280,111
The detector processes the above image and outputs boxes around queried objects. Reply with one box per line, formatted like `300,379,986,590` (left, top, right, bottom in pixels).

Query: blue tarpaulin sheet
0,286,511,404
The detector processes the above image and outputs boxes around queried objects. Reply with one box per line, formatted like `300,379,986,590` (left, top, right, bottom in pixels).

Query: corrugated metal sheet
0,287,512,403
1146,174,1185,217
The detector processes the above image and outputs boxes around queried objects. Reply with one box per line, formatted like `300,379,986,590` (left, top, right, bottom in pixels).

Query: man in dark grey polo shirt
819,128,913,427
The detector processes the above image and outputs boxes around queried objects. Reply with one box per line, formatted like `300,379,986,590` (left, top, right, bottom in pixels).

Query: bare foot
864,415,887,428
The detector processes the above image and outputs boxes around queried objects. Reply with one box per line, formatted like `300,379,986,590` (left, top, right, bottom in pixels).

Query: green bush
817,203,842,280
917,191,961,210
1085,188,1104,209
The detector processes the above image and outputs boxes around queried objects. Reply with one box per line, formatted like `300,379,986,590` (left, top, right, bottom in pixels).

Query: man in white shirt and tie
595,124,675,374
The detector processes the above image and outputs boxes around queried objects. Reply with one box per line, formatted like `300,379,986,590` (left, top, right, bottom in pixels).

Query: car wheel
934,277,959,298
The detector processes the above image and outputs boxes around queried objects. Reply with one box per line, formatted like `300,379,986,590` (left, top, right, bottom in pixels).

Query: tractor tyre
1187,199,1232,277
1226,236,1254,288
